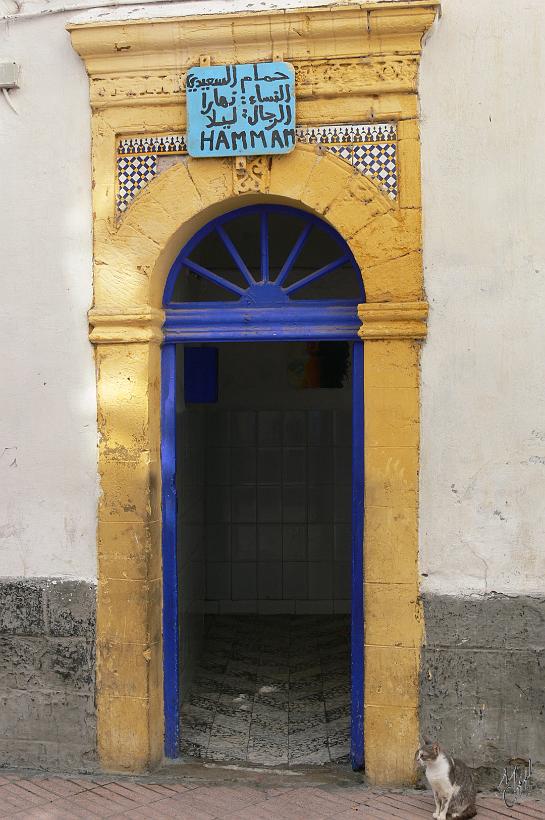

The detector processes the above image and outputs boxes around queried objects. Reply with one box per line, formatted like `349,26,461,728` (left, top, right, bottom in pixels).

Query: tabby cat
415,740,477,819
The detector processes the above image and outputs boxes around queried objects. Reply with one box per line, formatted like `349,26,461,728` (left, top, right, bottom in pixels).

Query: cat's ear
432,742,440,755
423,736,432,745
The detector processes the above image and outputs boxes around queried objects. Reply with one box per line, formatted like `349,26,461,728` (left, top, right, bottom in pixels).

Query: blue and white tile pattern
117,123,398,213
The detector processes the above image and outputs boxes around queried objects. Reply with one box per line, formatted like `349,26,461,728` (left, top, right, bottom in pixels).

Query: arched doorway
161,203,365,770
85,139,426,782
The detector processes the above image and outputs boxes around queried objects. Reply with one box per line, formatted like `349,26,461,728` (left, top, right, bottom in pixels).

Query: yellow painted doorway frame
69,1,438,784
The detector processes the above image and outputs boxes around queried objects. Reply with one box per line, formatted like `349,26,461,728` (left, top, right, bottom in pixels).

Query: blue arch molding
163,204,365,342
161,203,365,772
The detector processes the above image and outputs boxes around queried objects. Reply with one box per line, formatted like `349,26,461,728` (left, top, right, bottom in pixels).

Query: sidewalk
0,768,543,819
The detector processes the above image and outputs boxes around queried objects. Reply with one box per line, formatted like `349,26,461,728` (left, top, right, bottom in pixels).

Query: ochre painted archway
90,145,427,782
70,1,437,784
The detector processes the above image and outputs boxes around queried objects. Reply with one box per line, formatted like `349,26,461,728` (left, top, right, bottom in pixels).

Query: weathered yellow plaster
365,506,419,584
70,0,438,784
97,521,161,582
365,645,420,708
364,705,420,783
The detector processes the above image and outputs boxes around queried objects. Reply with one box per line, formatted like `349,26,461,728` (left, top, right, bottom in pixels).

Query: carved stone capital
70,3,439,110
89,307,164,344
87,55,420,110
89,73,184,109
295,56,419,99
358,301,428,339
232,156,271,194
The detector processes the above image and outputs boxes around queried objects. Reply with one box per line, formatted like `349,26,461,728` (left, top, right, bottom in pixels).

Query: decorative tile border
118,134,188,155
116,123,397,213
296,123,396,144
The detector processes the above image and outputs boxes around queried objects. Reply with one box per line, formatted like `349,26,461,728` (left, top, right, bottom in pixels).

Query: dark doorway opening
161,203,365,769
176,341,352,767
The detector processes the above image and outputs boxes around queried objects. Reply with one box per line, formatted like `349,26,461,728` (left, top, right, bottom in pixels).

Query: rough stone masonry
0,579,97,770
420,592,545,787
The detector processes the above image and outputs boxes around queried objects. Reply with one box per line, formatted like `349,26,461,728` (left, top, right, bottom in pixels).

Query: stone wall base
420,592,545,788
0,578,97,771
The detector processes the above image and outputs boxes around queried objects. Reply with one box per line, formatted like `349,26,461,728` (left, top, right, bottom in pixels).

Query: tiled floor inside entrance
180,615,350,767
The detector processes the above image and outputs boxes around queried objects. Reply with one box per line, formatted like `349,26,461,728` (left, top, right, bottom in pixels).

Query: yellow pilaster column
92,311,164,771
359,303,427,784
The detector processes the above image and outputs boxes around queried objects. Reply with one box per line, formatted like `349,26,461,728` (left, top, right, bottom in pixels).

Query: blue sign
186,62,296,158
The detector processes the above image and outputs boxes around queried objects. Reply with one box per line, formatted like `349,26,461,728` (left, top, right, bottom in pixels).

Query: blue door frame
160,205,365,770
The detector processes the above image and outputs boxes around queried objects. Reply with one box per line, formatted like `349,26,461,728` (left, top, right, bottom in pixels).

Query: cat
415,740,477,819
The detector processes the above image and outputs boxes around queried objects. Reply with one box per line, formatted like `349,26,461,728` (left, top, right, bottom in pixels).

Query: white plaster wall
419,0,545,596
0,0,342,581
2,0,545,596
0,14,97,580
6,0,397,26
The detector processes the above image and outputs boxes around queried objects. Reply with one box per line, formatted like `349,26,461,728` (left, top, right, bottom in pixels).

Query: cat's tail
455,807,477,819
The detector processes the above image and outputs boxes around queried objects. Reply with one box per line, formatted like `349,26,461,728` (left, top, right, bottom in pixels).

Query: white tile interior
200,406,352,614
177,336,353,647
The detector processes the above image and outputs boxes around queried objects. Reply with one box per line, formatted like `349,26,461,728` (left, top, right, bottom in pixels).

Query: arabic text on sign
186,62,296,158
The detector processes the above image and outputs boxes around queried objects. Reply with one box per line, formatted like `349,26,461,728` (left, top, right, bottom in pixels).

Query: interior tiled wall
203,408,352,614
177,405,206,695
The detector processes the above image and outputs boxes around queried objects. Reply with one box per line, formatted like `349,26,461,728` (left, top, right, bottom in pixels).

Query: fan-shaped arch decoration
163,204,365,342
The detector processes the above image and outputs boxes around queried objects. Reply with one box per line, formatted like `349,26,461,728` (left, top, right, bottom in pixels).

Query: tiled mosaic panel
348,142,396,195
180,614,350,767
117,154,157,212
117,122,398,213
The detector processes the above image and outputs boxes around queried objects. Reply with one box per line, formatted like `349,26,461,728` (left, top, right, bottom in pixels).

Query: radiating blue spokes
275,221,313,287
166,204,363,306
284,254,352,295
182,257,246,297
260,211,269,283
215,224,255,286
